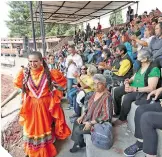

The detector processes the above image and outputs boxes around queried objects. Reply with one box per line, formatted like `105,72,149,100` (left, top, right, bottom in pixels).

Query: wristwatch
136,87,139,92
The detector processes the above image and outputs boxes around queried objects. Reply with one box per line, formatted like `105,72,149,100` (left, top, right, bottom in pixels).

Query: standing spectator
126,6,134,23
57,56,66,74
97,22,102,33
65,45,83,92
48,54,57,70
92,26,96,37
86,23,91,38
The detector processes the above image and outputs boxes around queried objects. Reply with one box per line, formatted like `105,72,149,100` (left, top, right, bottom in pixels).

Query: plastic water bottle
150,98,156,104
120,81,124,86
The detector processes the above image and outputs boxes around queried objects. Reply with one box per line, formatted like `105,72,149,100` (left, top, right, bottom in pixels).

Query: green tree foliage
46,23,75,36
109,10,123,26
6,1,76,38
6,1,30,37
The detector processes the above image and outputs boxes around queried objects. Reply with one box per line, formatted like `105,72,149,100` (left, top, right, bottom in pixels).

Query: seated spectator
149,22,162,68
131,25,155,71
98,48,112,73
66,65,88,110
99,44,133,87
158,14,162,22
69,74,113,153
109,35,120,49
151,18,158,28
87,43,102,64
121,31,135,63
115,29,122,41
95,48,104,65
113,48,161,125
102,40,108,49
131,25,155,51
124,87,162,157
149,11,154,22
70,64,97,117
133,22,142,38
138,21,146,38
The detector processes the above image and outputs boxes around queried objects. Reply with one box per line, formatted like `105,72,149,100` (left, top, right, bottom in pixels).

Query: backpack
91,122,113,150
91,96,113,149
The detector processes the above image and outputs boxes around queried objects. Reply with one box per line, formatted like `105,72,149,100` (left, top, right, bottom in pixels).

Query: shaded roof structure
30,1,137,24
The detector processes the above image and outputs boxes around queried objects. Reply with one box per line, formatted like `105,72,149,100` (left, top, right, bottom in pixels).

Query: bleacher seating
52,36,73,52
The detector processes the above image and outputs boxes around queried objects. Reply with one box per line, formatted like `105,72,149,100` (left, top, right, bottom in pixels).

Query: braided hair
22,51,53,93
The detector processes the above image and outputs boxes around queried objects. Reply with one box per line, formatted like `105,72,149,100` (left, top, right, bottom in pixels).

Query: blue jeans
68,88,78,107
87,53,95,63
67,78,77,92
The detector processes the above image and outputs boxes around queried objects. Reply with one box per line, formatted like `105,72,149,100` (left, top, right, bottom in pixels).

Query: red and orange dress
14,66,71,157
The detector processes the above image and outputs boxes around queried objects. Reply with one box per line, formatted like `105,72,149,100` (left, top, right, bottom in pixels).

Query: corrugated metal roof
28,1,137,24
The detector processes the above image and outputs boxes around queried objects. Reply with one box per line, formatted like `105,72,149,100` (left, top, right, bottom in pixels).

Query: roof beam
35,12,99,18
97,1,133,19
67,1,113,24
47,1,65,20
46,1,91,23
42,4,113,11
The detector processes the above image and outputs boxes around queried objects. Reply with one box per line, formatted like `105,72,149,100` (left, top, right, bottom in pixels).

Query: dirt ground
1,74,15,102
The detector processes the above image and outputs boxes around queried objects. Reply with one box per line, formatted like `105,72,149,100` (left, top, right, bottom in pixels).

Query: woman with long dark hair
14,52,71,157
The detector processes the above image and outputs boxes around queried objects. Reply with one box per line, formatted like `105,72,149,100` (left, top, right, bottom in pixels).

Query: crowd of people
13,7,162,157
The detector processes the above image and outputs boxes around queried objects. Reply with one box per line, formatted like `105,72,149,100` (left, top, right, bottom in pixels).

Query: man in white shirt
65,45,83,92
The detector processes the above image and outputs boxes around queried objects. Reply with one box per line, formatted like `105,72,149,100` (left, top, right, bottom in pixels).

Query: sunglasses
81,68,86,70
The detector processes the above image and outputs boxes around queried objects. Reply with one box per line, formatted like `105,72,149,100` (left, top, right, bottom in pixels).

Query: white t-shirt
137,36,154,51
65,53,83,78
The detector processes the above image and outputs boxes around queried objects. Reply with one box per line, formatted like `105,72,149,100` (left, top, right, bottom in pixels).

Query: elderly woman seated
113,48,161,126
69,74,113,153
69,64,97,117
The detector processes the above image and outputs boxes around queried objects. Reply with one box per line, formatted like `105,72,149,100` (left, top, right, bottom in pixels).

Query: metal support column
39,1,46,57
114,12,117,26
29,1,36,51
136,1,139,14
